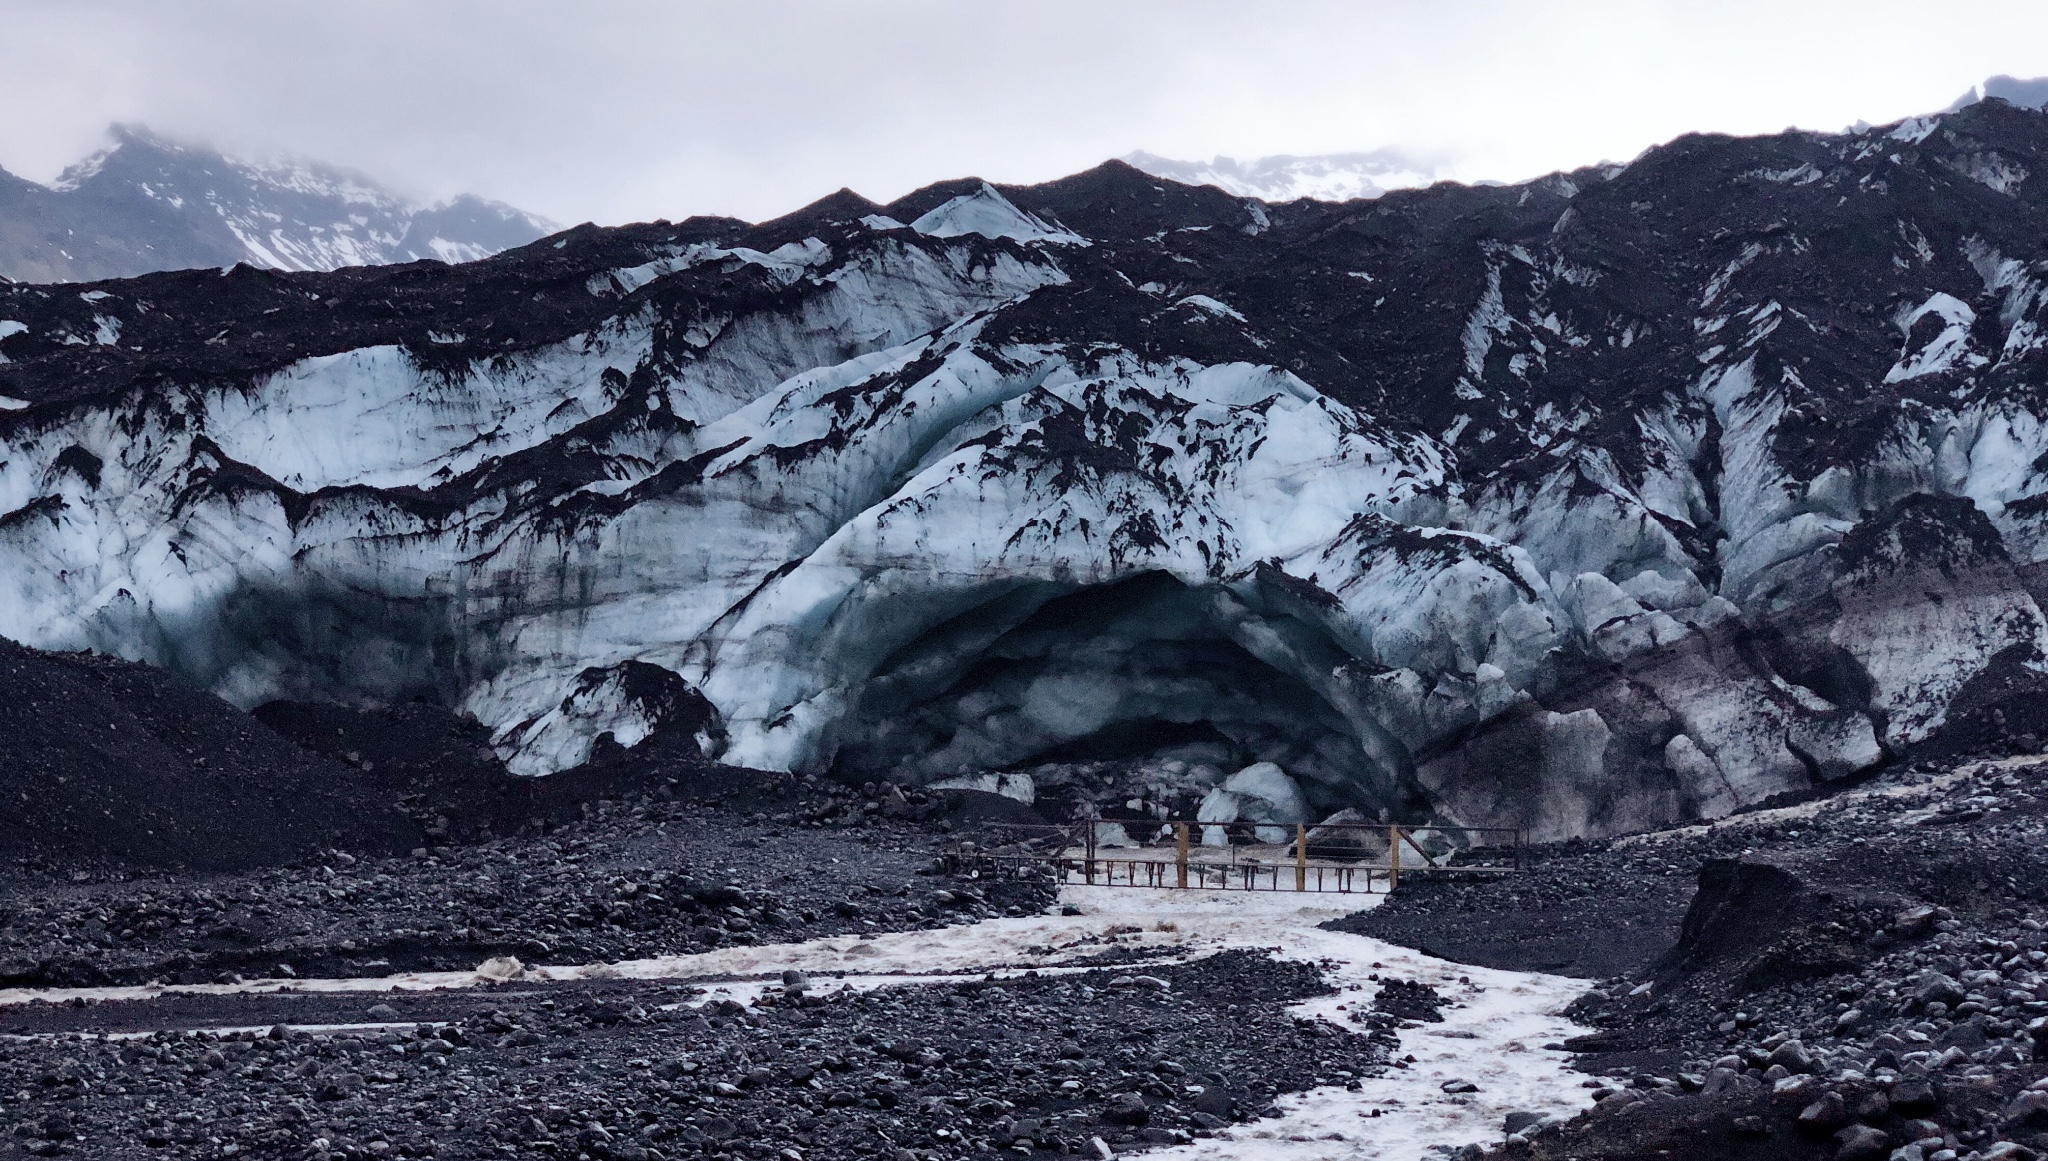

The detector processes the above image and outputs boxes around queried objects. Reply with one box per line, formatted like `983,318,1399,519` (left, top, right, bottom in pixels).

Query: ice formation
6,99,2048,837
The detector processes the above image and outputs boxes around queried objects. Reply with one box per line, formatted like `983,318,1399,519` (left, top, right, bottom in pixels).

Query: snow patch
1889,116,1941,144
1744,163,1824,185
1178,294,1247,322
1701,243,1764,308
1887,292,1979,382
1943,151,2029,195
590,238,833,297
910,183,1087,246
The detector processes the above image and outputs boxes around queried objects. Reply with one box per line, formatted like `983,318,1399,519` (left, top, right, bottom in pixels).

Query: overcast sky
4,0,2047,226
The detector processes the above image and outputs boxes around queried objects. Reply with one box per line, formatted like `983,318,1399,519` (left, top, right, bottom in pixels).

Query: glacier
6,101,2048,841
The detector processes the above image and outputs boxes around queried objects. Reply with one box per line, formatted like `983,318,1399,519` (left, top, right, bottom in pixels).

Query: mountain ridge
0,124,555,283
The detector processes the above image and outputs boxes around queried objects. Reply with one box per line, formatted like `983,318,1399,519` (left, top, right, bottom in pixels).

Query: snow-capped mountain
0,125,555,283
5,98,2048,842
1122,148,1452,202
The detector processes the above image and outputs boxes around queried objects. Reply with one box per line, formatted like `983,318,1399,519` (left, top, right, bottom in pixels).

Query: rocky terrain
17,76,2048,1161
1337,749,2048,1160
0,950,1387,1161
0,783,1049,993
0,125,552,282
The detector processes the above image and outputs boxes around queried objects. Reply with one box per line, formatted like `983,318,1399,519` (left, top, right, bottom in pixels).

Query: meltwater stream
1,885,1597,1159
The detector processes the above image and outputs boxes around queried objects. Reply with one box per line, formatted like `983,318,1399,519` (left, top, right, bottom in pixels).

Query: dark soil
1323,841,1699,979
0,636,997,877
0,951,1389,1161
0,639,420,871
0,783,1052,991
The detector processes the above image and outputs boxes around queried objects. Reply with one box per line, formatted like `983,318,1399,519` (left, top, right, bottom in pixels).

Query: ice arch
824,571,1419,819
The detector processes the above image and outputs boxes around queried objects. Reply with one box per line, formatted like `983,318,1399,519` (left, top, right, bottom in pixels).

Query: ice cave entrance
829,570,1396,822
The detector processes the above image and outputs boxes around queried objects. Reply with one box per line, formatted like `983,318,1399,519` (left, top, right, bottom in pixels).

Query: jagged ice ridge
6,99,2048,841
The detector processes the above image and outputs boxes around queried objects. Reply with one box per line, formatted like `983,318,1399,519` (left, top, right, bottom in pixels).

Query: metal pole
1388,825,1401,891
1295,825,1307,892
1084,821,1096,886
1175,822,1189,889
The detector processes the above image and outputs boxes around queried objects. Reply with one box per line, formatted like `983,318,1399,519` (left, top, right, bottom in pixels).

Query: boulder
1196,787,1241,847
1832,1124,1891,1161
1440,1079,1479,1094
2006,1089,2048,1129
1659,859,1810,974
1700,1068,1753,1098
1219,762,1310,843
1106,1092,1151,1125
1796,1090,1850,1132
1894,905,1938,938
1912,972,1967,1009
1890,1079,1938,1114
1769,1039,1816,1075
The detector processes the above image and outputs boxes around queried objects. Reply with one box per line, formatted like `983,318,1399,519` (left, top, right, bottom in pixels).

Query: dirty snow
910,183,1088,246
1887,291,1981,381
1177,294,1248,323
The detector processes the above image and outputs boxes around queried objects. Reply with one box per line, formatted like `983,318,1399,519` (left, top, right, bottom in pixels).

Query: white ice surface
1177,294,1247,323
1887,292,1981,382
0,884,1592,1158
911,184,1087,246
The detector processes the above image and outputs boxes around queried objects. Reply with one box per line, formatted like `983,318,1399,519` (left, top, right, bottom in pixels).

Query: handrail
946,818,1524,895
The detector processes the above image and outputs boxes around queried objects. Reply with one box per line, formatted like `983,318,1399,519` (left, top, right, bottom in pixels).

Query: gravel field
1338,754,2048,1161
0,950,1391,1161
0,781,1054,993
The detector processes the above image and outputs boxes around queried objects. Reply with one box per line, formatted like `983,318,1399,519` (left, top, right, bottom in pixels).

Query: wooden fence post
1388,825,1401,891
1174,822,1189,889
1084,821,1097,886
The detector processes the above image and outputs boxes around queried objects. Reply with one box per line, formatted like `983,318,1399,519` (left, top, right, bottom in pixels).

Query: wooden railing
946,819,1522,895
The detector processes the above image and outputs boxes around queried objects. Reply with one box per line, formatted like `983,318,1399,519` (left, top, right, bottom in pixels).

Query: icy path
0,885,1593,1157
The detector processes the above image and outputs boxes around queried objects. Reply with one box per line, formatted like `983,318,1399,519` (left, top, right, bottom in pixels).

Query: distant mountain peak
1947,75,2048,113
1121,148,1457,203
1,124,557,282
